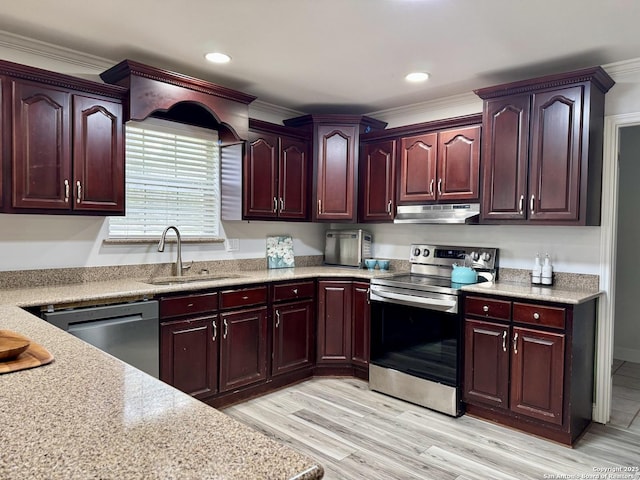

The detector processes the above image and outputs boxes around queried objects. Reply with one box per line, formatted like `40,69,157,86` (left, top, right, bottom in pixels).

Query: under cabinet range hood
394,203,480,224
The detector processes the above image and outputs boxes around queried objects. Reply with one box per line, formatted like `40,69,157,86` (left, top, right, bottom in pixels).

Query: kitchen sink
145,273,247,286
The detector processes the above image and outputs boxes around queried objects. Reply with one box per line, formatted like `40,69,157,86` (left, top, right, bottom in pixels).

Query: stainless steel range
369,244,498,417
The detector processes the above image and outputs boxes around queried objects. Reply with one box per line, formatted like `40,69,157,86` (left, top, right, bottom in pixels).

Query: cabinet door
398,133,437,204
360,140,396,222
481,95,530,221
510,326,565,425
278,136,308,219
244,132,278,218
160,315,218,399
272,300,314,376
317,281,352,363
463,319,510,409
219,306,268,392
12,81,71,209
437,125,481,201
72,94,124,212
529,86,583,222
351,282,370,367
315,125,357,221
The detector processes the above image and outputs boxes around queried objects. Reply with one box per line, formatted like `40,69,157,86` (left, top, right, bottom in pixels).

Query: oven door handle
370,288,457,311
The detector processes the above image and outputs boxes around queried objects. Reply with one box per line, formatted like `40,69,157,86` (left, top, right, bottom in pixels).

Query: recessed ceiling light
405,72,430,82
205,52,231,64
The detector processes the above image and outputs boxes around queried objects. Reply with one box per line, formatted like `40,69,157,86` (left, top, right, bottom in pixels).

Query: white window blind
109,118,220,239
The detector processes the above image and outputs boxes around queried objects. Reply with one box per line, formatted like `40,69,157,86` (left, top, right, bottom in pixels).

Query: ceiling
0,0,638,114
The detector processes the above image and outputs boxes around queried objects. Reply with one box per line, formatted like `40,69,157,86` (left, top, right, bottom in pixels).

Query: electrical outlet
225,238,239,252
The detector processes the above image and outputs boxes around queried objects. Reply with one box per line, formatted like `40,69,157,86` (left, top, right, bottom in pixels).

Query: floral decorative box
267,235,295,269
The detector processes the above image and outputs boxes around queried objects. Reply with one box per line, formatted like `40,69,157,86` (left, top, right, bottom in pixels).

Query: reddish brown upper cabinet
398,126,480,205
476,67,615,225
359,140,396,222
244,119,310,220
463,293,596,445
284,115,387,222
1,60,126,215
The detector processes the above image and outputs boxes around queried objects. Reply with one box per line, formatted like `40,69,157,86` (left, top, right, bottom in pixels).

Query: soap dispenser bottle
542,253,553,285
532,253,542,284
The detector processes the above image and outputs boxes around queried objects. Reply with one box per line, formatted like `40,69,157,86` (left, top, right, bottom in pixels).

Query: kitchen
1,1,640,478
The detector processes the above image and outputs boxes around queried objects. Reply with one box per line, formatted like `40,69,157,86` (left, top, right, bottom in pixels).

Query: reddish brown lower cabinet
317,281,352,363
464,319,510,409
351,282,370,369
160,316,218,399
463,293,596,445
272,300,314,376
219,306,268,392
159,292,219,399
317,279,370,379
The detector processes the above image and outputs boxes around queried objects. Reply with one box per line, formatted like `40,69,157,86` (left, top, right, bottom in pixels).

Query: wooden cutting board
0,331,54,374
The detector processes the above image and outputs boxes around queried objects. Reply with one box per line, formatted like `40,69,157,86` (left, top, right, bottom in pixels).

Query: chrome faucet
158,226,190,276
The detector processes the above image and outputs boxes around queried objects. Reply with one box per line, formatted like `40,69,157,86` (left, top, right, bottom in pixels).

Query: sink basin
146,273,246,286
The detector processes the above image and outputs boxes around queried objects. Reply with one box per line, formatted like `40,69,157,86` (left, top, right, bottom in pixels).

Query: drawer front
220,286,268,309
160,292,218,319
465,296,511,321
513,302,565,329
271,281,315,302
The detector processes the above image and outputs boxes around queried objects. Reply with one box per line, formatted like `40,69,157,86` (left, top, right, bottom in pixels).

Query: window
109,118,220,239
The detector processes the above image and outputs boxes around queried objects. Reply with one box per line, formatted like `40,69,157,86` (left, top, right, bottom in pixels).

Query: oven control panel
410,244,498,271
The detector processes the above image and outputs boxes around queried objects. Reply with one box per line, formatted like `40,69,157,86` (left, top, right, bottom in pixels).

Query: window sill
104,237,226,246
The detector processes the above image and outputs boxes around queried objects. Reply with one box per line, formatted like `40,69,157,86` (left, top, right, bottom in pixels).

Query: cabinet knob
292,288,298,295
482,305,489,313
533,312,540,320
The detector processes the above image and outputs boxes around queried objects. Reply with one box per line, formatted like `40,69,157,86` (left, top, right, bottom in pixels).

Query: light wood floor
224,369,640,480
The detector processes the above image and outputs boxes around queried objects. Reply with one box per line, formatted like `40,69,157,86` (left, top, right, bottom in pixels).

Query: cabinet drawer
465,296,511,321
271,281,315,302
160,292,218,319
513,302,565,329
220,286,268,309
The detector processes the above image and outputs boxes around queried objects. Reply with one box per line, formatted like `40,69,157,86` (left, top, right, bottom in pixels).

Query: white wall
613,125,640,362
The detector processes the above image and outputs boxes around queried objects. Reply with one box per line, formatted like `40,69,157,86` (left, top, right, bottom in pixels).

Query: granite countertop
0,264,601,478
461,280,602,304
0,265,390,480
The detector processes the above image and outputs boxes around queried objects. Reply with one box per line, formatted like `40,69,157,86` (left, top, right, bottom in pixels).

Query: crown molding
603,57,640,79
0,29,114,71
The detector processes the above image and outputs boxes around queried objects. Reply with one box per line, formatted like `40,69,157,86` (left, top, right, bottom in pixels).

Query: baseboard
614,346,640,363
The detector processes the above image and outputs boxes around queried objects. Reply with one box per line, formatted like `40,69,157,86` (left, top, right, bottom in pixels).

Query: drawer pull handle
223,319,228,339
275,310,280,328
513,332,519,354
212,320,217,342
482,305,489,313
533,312,540,320
502,330,507,352
187,303,194,308
242,296,249,300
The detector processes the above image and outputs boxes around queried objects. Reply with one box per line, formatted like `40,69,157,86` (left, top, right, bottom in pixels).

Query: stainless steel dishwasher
43,300,160,378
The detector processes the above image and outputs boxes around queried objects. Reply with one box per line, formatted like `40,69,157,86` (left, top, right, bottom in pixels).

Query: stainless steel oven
369,244,498,417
